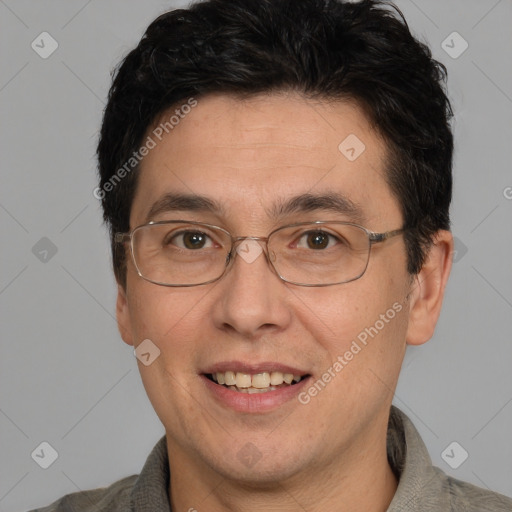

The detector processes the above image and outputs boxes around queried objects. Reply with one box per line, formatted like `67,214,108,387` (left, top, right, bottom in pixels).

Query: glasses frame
115,220,404,288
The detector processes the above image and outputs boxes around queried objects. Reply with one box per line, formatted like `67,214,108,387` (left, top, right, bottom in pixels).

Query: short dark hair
97,0,453,287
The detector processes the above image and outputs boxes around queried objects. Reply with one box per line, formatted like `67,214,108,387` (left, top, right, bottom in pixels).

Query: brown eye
296,230,338,250
306,231,329,249
168,231,213,250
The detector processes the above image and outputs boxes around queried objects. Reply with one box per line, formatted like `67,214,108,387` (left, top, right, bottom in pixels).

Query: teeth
236,373,252,388
252,373,271,388
270,371,284,385
283,373,293,384
224,371,236,386
211,370,304,390
230,385,281,393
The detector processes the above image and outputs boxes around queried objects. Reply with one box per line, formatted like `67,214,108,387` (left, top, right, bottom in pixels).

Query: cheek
292,274,407,357
125,282,214,354
309,288,408,399
125,285,214,428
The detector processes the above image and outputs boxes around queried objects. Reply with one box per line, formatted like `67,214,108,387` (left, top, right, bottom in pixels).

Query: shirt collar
386,406,449,511
131,435,171,511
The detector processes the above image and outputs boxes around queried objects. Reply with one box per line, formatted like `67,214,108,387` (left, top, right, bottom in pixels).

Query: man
31,0,512,510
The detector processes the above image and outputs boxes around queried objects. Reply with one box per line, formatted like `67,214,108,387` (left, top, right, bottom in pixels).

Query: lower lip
201,375,311,413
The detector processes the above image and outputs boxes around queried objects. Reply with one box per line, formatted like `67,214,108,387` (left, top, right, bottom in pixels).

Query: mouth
204,370,309,394
201,362,312,412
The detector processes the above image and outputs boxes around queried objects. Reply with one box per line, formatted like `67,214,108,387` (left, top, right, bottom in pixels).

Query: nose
210,239,292,339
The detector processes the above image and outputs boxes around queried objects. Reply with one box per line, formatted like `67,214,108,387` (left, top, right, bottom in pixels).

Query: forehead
131,92,402,229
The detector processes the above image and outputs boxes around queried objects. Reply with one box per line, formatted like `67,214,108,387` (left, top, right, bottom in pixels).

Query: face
117,92,440,485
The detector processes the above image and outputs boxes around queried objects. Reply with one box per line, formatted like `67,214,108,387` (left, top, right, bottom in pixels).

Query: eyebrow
145,193,225,222
269,192,366,224
145,192,365,224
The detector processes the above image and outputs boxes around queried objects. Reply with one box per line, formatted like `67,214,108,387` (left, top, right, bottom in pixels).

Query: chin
205,443,309,487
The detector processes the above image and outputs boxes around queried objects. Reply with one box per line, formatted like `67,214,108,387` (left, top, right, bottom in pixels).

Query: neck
166,417,398,512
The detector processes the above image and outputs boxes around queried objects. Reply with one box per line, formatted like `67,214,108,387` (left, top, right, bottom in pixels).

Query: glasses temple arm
369,228,405,244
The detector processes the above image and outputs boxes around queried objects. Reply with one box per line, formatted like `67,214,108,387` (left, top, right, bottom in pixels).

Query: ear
405,230,453,346
116,283,134,346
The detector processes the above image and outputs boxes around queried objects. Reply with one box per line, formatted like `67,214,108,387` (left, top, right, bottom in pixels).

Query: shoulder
435,469,512,512
27,474,137,512
388,407,512,511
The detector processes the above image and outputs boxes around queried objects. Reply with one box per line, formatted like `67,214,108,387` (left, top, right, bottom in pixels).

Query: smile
206,371,305,393
201,364,311,412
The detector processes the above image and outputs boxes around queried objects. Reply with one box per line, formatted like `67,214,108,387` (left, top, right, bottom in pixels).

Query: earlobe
116,283,134,346
405,230,453,346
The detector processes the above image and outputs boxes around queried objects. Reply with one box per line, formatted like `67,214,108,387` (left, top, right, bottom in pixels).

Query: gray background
1,1,511,510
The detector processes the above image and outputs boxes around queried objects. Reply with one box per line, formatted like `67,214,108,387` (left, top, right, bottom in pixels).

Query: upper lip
203,361,310,376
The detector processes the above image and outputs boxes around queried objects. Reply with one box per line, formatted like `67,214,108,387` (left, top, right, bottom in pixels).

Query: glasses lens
269,223,371,285
131,222,230,286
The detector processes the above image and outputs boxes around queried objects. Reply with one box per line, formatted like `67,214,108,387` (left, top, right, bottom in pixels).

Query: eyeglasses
115,220,404,287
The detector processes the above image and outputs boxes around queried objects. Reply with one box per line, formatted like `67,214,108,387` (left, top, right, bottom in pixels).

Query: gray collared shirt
30,406,512,511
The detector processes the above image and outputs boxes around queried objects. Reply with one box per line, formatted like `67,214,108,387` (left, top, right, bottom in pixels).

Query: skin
117,92,453,511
